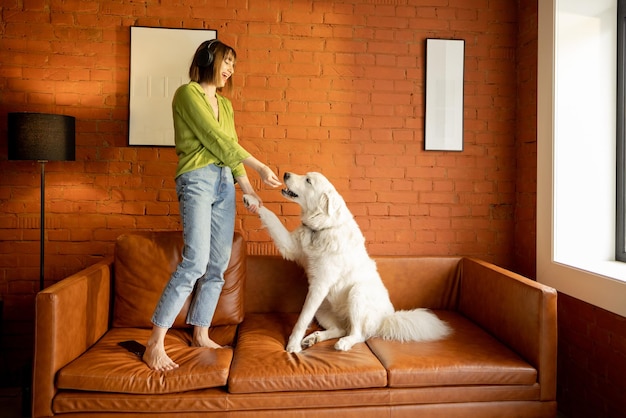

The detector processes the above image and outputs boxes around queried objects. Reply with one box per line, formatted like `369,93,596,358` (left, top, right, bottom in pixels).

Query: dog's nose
283,172,291,181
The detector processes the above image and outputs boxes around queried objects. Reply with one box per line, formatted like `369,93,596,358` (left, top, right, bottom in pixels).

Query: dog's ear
303,191,343,231
322,191,342,218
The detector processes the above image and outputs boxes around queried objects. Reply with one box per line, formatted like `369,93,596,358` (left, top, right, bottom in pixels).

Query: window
538,0,626,318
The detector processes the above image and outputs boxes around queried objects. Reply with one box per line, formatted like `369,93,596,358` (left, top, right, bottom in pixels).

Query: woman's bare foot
143,326,179,372
192,326,222,349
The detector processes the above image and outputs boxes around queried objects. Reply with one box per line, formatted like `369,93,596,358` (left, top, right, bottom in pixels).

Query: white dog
244,172,450,353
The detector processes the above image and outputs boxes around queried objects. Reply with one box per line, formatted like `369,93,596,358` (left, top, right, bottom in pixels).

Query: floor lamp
8,112,75,291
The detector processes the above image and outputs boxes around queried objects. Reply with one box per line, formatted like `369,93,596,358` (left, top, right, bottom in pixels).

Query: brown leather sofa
33,231,557,417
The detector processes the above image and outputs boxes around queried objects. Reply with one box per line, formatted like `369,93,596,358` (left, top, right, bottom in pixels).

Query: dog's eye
306,178,312,184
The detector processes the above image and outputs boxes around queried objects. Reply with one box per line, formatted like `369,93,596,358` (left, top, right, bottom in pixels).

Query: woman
143,39,281,371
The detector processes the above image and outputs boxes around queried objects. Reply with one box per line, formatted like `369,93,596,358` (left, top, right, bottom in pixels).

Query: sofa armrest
33,258,113,418
458,258,557,401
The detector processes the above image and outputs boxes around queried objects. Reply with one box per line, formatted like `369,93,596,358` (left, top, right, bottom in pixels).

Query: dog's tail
377,309,451,342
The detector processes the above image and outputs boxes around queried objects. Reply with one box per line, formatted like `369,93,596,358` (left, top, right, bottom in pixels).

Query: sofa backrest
112,231,246,328
244,255,461,313
244,255,308,313
375,256,461,310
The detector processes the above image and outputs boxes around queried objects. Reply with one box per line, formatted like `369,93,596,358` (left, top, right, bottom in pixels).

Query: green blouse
172,82,250,179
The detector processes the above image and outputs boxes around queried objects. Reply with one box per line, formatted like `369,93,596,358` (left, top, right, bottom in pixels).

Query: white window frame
537,0,626,317
617,0,626,262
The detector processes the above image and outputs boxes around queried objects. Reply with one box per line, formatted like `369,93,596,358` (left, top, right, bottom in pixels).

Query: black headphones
197,39,219,67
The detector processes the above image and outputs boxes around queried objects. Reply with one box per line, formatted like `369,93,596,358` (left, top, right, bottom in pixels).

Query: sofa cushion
227,313,388,394
112,231,246,328
367,310,538,388
57,327,235,394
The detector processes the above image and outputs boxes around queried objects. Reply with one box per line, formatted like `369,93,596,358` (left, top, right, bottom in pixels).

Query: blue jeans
152,164,235,328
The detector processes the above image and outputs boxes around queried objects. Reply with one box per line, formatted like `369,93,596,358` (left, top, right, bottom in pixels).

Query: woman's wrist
235,175,254,195
242,156,263,172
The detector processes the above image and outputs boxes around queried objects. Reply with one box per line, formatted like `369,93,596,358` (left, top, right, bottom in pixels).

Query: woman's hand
236,175,263,214
258,165,282,188
242,156,282,188
243,192,262,214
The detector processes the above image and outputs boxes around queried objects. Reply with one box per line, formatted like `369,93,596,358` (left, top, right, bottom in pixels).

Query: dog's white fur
244,172,451,353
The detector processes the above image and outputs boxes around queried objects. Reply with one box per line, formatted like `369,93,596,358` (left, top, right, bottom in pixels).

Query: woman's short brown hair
189,40,237,93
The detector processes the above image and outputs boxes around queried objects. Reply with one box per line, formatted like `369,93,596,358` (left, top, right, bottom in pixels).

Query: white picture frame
128,27,217,146
425,38,465,151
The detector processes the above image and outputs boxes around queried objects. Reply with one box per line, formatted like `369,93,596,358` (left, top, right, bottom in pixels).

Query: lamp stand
39,160,47,291
7,112,76,291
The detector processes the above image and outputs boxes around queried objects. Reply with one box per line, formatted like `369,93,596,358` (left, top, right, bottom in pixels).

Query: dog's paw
334,337,355,352
286,342,302,354
286,336,303,353
302,332,321,348
242,194,259,208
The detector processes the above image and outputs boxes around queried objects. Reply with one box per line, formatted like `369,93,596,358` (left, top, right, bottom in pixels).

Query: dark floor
0,387,26,418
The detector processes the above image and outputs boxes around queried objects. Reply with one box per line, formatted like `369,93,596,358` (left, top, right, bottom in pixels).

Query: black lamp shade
8,112,75,161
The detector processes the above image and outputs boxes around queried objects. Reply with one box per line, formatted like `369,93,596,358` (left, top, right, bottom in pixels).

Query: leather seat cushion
227,313,388,394
57,327,235,394
367,310,538,388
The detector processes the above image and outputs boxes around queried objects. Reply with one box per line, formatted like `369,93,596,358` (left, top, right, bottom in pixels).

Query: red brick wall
514,0,537,280
558,293,626,418
0,0,523,386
